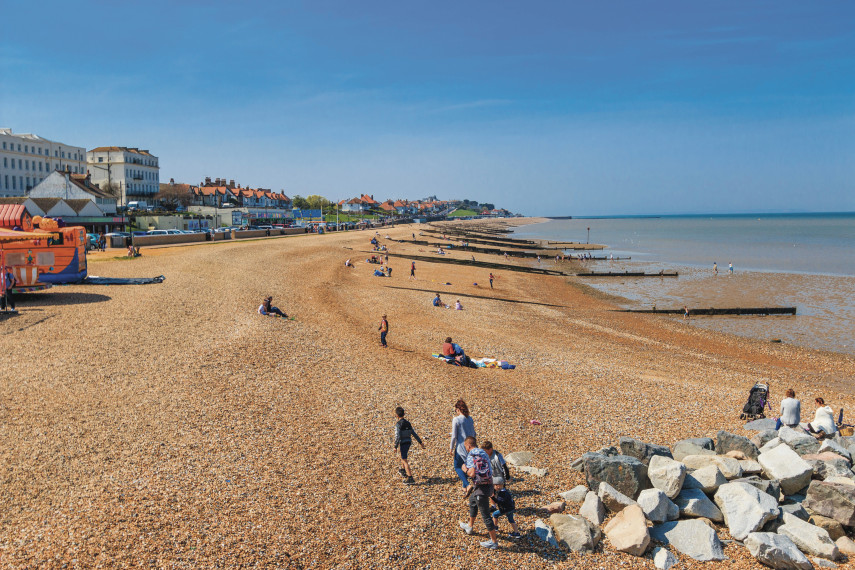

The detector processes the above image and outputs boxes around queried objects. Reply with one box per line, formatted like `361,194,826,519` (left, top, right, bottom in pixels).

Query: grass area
448,208,478,217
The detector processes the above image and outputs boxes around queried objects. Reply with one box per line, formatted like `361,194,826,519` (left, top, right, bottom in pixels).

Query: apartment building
87,146,160,206
0,128,87,196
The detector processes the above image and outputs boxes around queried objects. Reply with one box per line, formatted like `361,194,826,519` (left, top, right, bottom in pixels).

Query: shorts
492,509,516,524
399,442,411,460
469,494,497,531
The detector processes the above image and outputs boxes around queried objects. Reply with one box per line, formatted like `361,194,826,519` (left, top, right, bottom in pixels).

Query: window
11,177,15,189
25,160,29,170
26,177,30,189
38,148,42,155
3,175,6,189
2,157,5,167
18,159,21,169
38,162,42,172
1,142,5,150
98,157,103,163
24,145,28,153
45,161,49,171
17,144,21,151
10,159,14,170
61,151,65,159
55,150,58,157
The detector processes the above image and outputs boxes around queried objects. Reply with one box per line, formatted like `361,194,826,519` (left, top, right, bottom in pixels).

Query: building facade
86,146,160,206
0,128,87,197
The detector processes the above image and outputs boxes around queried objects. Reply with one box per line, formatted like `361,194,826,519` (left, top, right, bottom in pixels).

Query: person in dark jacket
394,407,424,485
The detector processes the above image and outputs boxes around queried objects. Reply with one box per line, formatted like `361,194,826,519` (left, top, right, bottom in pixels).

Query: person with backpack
481,441,520,538
450,399,475,487
458,436,499,549
393,407,424,485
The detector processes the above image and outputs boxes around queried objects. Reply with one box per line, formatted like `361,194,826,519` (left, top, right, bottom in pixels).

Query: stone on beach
652,546,678,570
534,518,559,548
649,519,726,562
549,513,601,552
545,501,565,514
778,512,841,561
758,443,813,495
717,430,760,460
738,459,763,475
672,437,715,462
780,502,810,521
637,488,679,523
805,456,853,481
835,536,855,557
803,480,855,526
559,485,589,503
584,454,649,499
516,465,547,477
824,476,855,486
761,437,784,453
820,439,852,462
647,455,686,499
808,514,845,541
571,451,602,473
618,436,673,464
732,475,780,499
504,451,535,466
744,532,813,570
778,426,821,456
713,481,780,540
745,418,779,431
603,504,650,556
598,481,637,513
681,454,742,479
674,488,724,522
751,428,781,449
578,491,605,526
683,465,728,494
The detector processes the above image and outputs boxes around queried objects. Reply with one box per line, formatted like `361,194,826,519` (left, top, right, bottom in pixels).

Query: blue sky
1,1,853,215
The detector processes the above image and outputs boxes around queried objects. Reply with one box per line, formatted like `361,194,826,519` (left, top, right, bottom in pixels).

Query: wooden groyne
393,239,564,258
622,307,797,316
377,252,567,276
576,271,679,277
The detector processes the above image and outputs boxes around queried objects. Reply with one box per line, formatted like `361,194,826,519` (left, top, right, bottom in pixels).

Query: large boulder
808,514,845,541
779,426,821,456
820,439,852,463
647,455,686,499
733,476,781,500
744,532,813,570
534,518,559,548
745,418,779,432
558,485,589,503
717,430,760,460
619,437,672,464
673,438,715,462
637,488,679,523
778,512,841,561
759,443,814,495
683,465,728,494
682,455,742,479
674,488,724,522
805,456,854,481
584,454,649,499
751,429,781,449
652,547,678,570
549,513,601,552
604,504,650,556
713,482,780,540
835,536,855,557
761,437,784,453
571,451,601,472
579,491,605,526
780,503,810,521
504,451,535,466
739,459,763,475
598,481,637,513
649,519,726,562
803,480,855,526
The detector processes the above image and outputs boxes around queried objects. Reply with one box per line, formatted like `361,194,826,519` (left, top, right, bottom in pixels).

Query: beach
2,220,855,568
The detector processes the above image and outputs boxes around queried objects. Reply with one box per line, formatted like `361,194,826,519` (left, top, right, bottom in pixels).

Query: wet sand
2,220,855,568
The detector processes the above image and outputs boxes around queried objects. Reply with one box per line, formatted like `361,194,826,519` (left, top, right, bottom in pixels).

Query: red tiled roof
380,203,395,211
360,194,378,205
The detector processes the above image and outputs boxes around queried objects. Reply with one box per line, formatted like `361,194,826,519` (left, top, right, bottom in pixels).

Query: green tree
292,195,309,209
305,195,332,209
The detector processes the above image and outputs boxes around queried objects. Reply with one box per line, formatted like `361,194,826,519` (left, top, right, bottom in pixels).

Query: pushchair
739,382,771,421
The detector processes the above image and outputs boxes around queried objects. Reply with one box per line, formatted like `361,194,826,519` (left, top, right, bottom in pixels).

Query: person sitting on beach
258,296,288,318
345,259,352,267
373,268,385,277
442,337,456,358
775,389,801,430
455,299,463,310
807,397,836,438
433,294,447,308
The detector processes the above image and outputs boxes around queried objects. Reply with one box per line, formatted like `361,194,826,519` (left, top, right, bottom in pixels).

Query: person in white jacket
807,397,837,437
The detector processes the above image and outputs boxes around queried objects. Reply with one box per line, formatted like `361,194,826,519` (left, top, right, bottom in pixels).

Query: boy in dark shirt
394,407,424,485
491,487,521,538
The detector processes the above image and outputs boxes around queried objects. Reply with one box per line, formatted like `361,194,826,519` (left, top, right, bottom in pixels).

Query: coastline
2,220,854,567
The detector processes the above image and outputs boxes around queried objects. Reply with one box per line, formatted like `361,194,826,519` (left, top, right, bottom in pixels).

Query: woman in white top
807,397,836,437
775,389,801,430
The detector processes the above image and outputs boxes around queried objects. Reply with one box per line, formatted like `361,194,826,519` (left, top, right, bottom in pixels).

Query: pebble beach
2,219,855,568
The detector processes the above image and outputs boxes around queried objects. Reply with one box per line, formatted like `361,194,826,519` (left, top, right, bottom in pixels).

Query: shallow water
513,214,855,355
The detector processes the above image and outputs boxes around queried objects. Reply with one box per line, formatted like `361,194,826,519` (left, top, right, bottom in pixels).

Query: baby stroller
740,382,771,421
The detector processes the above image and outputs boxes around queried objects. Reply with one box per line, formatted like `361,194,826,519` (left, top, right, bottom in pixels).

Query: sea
512,213,855,355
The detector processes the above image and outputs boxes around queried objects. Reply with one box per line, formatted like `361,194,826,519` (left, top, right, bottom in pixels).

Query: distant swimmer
729,262,733,274
713,262,718,275
683,306,690,320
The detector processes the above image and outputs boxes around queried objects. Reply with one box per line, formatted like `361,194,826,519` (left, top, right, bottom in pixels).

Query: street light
587,227,590,244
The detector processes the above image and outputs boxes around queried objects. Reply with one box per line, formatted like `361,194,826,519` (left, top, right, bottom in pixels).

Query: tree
292,195,309,209
155,183,194,210
305,195,332,210
480,203,495,211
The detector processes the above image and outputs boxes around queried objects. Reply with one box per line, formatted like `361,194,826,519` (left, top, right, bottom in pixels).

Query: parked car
86,233,99,250
147,230,170,236
105,231,130,238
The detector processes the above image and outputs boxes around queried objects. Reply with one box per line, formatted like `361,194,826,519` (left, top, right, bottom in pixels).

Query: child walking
379,314,389,348
394,407,425,485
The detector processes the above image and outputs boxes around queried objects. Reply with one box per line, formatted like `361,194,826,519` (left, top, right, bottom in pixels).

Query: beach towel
432,354,515,369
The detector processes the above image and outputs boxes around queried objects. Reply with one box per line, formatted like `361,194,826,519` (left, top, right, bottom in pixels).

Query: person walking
379,314,389,348
458,436,499,549
713,261,718,275
488,273,494,289
450,400,476,487
683,306,689,320
410,261,416,280
729,262,734,274
394,407,425,485
1,268,17,313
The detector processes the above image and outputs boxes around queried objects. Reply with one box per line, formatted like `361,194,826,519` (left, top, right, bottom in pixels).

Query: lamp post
587,227,590,244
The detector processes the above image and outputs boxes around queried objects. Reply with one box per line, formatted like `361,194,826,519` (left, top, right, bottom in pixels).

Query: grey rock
652,546,677,570
808,513,845,541
824,476,855,486
751,428,781,449
558,485,590,503
504,451,535,466
739,459,763,475
820,440,852,463
780,503,809,521
759,443,813,495
744,532,813,570
578,491,605,526
584,454,649,499
516,465,547,477
597,445,620,457
803,480,855,526
761,437,784,453
619,436,673,464
733,475,781,500
806,457,853,481
745,418,780,432
637,488,679,523
534,518,559,548
682,454,742,479
713,482,780,540
674,488,724,522
598,481,637,513
812,558,838,568
779,426,821,456
647,455,686,499
571,451,601,473
549,513,601,552
683,465,728,494
717,430,761,460
778,512,841,561
649,519,726,562
673,438,715,462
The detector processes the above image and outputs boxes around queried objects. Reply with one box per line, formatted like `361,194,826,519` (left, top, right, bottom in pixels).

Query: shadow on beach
17,291,112,306
383,286,567,308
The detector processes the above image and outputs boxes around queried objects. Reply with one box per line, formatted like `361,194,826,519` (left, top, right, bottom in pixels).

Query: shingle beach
2,219,855,568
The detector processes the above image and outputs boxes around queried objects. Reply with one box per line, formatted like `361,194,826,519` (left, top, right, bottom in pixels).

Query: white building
0,128,87,197
86,146,160,206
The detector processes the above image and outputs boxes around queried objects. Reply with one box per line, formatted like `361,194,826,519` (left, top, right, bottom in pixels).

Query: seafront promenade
2,220,854,567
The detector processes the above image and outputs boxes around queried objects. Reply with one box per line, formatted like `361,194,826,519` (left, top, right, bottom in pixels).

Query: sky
1,1,853,216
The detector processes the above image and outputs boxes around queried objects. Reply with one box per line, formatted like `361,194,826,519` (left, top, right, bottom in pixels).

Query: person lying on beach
433,294,447,308
258,296,288,318
373,269,385,277
806,397,836,438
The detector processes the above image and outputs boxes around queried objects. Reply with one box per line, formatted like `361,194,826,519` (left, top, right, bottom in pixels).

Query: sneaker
508,532,522,539
399,468,407,477
459,522,473,535
404,476,415,485
479,539,498,549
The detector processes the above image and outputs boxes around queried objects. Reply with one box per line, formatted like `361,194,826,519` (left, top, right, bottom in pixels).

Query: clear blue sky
2,1,853,216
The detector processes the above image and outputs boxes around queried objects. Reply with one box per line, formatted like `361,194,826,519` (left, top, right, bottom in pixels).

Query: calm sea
513,213,855,355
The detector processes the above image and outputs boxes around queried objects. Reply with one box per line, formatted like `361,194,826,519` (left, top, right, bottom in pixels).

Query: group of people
775,389,839,437
257,296,289,319
713,261,734,275
441,337,475,367
393,399,519,549
432,294,463,310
